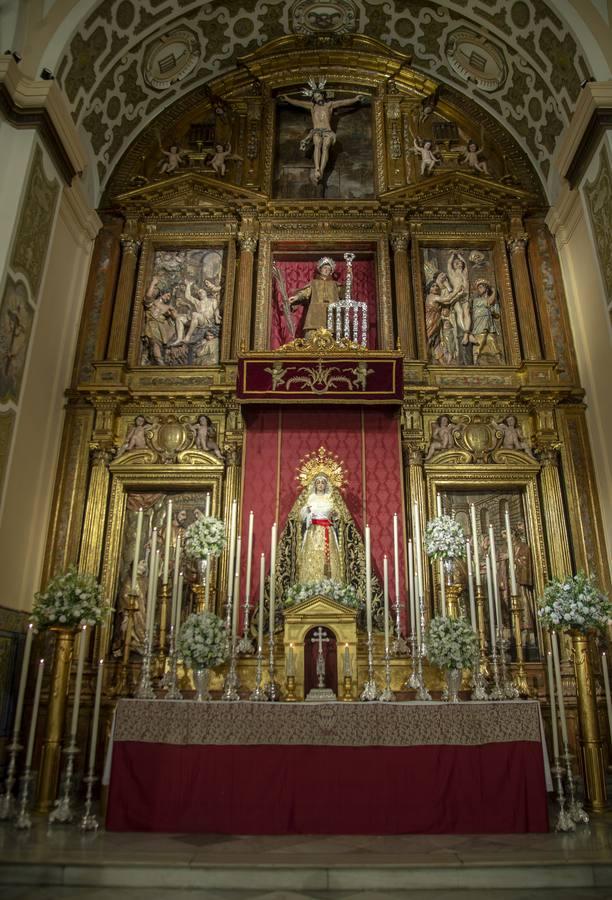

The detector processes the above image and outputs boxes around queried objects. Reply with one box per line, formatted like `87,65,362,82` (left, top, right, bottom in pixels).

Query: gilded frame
98,460,225,657
412,233,521,368
127,232,237,367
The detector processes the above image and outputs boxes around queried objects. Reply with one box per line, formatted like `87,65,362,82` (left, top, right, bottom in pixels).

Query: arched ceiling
6,0,608,204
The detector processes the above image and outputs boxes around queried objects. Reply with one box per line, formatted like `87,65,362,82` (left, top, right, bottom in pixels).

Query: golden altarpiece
28,36,610,812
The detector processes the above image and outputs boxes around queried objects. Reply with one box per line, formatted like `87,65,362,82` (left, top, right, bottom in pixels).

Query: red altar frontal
106,699,549,834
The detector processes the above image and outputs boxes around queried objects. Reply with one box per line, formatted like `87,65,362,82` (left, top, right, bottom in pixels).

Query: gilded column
403,442,430,616
538,447,572,579
79,447,113,576
571,631,607,812
36,627,75,811
507,236,541,361
391,232,416,358
219,442,242,616
233,232,258,357
106,234,141,361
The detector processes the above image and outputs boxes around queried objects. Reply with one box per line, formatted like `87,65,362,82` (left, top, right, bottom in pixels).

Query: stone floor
0,811,611,898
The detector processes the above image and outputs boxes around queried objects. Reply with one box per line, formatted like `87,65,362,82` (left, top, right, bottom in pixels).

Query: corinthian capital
507,234,528,255
120,236,141,257
391,232,409,253
238,233,258,253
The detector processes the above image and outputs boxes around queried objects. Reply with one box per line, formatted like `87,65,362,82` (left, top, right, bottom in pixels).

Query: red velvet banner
107,740,549,834
237,356,402,403
270,258,378,349
239,406,408,629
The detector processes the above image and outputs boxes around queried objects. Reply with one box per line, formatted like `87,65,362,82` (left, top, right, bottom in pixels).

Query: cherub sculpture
205,143,241,177
425,415,461,460
158,144,187,175
459,140,489,175
191,414,223,459
413,137,440,175
492,415,536,459
117,415,151,456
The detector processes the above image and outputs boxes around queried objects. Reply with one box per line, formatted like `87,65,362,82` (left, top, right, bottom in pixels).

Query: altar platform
106,699,549,835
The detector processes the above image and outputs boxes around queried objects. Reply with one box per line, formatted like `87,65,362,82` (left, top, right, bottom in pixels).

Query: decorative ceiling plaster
54,0,591,200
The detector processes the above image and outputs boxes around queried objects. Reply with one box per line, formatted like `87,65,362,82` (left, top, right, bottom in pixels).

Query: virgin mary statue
275,447,370,602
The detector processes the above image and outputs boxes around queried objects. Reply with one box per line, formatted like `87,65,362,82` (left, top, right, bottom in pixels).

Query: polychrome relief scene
0,276,34,404
140,248,224,367
422,247,505,367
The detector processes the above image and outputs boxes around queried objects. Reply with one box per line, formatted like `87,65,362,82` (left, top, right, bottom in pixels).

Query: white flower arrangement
177,611,229,670
537,572,611,633
426,616,478,671
424,514,466,561
183,516,226,561
32,566,108,629
285,579,359,609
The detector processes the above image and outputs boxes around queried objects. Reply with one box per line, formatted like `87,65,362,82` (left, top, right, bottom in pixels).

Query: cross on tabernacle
311,626,330,689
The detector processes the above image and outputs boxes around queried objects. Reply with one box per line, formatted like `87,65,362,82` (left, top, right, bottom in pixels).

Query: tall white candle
286,643,296,677
551,631,569,746
408,539,415,635
258,553,265,652
383,554,390,649
131,507,144,591
70,624,87,740
13,622,34,738
485,555,496,649
343,643,351,677
439,559,446,617
436,493,442,517
148,549,160,647
466,540,477,632
365,525,372,634
470,503,481,587
232,536,242,639
169,535,181,634
504,509,517,595
245,511,254,616
205,493,211,517
25,659,44,769
162,499,173,585
226,499,238,611
546,650,560,760
269,523,277,636
413,502,424,602
175,571,184,636
393,513,400,607
88,658,104,772
488,526,501,629
204,554,211,611
146,527,158,636
601,652,612,746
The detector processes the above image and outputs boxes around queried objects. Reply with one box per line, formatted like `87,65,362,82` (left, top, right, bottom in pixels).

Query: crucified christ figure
280,79,365,184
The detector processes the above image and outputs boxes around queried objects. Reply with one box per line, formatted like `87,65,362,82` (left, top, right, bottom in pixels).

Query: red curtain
304,626,338,696
107,740,549,834
240,406,408,631
270,258,378,348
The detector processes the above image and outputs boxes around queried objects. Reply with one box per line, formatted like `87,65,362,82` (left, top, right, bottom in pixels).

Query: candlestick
269,522,277,633
415,591,432,700
504,509,517,595
436,493,442,517
79,657,104,832
131,507,144,591
485,555,496,650
602,652,612,748
413,502,424,602
14,769,35,830
547,651,577,832
408,539,415,636
551,632,569,746
163,499,173,585
15,660,43,831
343,643,351,678
380,645,395,703
439,559,446,617
250,558,267,702
488,525,501,630
175,571,184,636
164,625,183,701
466,540,477,632
146,527,158,638
136,632,155,700
0,625,35,819
360,630,380,701
470,504,481,586
286,643,296,677
69,625,87,740
232,535,241,640
546,650,560,760
365,525,372,634
170,536,181,629
225,499,238,631
205,492,211,517
383,555,390,650
238,511,255,654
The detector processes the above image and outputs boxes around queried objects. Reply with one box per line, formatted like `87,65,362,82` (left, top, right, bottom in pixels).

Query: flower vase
443,559,461,619
445,667,461,702
570,630,606,812
193,668,211,702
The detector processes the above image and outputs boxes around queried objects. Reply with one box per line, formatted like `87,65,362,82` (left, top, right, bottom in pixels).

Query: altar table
106,699,549,834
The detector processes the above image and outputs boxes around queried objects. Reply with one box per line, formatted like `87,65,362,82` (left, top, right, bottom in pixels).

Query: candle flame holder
285,674,297,702
250,645,267,701
164,637,183,701
360,632,380,701
414,594,432,701
379,647,395,702
222,636,240,701
78,773,99,832
342,674,353,701
390,597,409,656
237,594,255,655
49,742,79,825
470,654,489,701
552,759,576,832
14,769,34,831
563,749,589,825
0,738,21,820
265,633,281,701
497,630,519,700
488,645,504,701
136,635,155,700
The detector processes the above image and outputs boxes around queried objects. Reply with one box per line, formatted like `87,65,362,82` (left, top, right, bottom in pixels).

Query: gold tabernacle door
283,594,358,701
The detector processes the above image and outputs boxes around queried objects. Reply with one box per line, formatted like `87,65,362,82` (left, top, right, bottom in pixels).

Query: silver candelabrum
498,630,519,700
164,628,183,701
470,652,489,701
562,746,589,825
79,773,99,832
250,643,267,701
326,252,368,347
222,636,240,701
552,756,576,832
136,634,155,700
265,632,281,701
0,736,21,820
236,594,255,656
390,596,409,656
48,741,79,825
14,769,35,831
488,640,504,701
379,646,395,702
360,631,380,701
414,594,432,701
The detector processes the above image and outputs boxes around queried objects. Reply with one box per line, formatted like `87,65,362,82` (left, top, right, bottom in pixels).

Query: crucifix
311,626,330,689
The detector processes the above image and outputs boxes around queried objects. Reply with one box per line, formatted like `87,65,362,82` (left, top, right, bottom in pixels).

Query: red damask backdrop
239,405,408,627
270,258,378,348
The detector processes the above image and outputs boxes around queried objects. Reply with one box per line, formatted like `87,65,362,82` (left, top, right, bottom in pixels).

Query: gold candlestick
159,583,170,652
510,593,530,697
285,675,297,702
342,674,353,702
475,584,490,678
111,591,137,697
446,584,461,619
